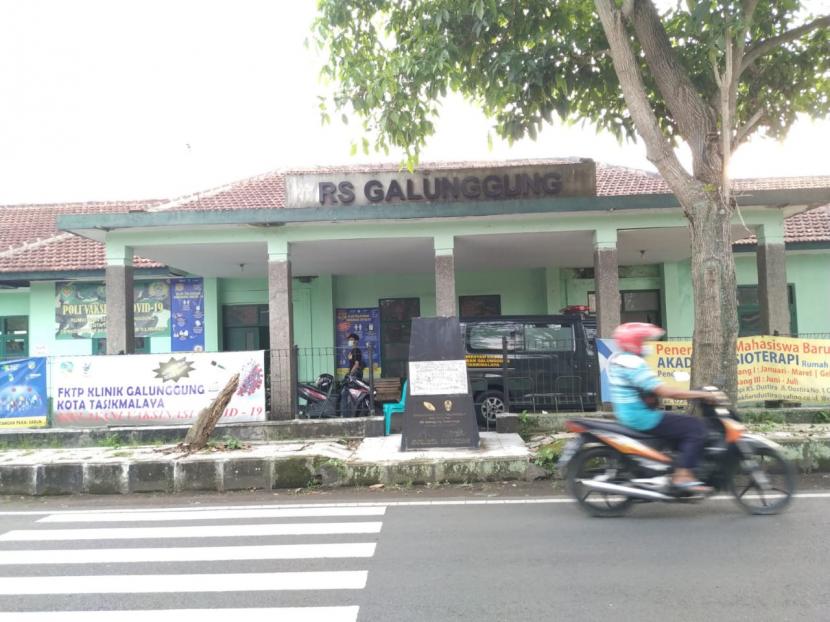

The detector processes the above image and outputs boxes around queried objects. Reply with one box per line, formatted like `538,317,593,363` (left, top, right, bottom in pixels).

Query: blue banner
0,357,48,428
335,307,381,377
170,278,206,352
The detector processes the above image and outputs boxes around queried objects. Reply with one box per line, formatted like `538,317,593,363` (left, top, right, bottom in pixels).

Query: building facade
1,159,829,418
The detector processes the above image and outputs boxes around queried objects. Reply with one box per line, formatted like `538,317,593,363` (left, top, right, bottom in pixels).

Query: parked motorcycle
297,373,374,418
559,384,797,516
338,374,373,418
297,373,339,418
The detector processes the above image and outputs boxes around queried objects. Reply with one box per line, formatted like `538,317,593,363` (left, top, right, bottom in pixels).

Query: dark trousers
647,413,707,470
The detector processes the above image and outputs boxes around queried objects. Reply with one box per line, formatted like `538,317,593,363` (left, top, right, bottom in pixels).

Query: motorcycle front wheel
728,446,797,515
567,446,635,518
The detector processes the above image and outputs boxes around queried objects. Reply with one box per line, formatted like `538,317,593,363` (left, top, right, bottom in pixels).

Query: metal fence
470,336,599,430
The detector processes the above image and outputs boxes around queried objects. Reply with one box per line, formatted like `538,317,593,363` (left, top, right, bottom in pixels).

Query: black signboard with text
400,317,480,450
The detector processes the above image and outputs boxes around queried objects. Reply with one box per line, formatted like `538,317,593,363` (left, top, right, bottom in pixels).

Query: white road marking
37,506,387,523
0,571,369,595
0,608,360,622
0,542,377,565
0,521,383,542
2,492,829,516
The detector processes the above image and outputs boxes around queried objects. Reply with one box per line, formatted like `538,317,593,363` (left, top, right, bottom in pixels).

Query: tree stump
183,373,239,451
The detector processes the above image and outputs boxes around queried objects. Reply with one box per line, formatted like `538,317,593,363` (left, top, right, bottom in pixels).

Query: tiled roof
1,161,829,275
149,160,830,209
736,204,830,245
0,200,164,274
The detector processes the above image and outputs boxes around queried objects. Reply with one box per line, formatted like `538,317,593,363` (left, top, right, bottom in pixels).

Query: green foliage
224,436,243,450
533,439,567,473
314,0,829,161
100,434,122,449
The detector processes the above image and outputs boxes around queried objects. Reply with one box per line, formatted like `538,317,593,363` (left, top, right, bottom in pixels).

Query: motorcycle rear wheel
728,446,796,515
567,446,635,518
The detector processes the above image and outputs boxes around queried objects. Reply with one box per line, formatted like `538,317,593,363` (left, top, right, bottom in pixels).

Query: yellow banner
648,337,830,403
0,416,47,428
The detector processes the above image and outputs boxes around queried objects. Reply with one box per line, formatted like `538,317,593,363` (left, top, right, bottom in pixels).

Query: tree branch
741,15,830,73
593,0,695,204
625,0,719,179
732,108,765,149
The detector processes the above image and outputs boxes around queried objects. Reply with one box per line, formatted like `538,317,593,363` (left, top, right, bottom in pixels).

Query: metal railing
470,336,599,429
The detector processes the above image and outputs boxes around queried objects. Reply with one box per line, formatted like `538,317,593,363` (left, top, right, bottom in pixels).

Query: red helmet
612,322,665,355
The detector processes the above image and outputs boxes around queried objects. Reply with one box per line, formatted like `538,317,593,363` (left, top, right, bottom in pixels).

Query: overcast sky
1,0,828,204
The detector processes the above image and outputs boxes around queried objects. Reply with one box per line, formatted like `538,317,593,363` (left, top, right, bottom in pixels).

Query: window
737,285,797,336
620,290,662,326
525,323,575,352
222,304,270,352
459,295,501,317
92,337,150,355
468,322,524,351
379,298,420,378
0,316,28,360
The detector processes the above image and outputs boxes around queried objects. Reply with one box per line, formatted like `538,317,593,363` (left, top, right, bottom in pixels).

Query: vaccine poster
171,277,206,352
0,357,48,428
335,307,381,378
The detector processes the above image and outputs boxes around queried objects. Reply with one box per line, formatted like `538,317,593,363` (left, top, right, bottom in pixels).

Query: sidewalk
2,422,829,497
0,432,529,496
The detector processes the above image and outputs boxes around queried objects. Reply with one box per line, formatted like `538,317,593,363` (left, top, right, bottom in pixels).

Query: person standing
346,333,364,380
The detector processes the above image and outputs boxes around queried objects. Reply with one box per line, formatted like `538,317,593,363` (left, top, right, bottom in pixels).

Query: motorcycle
559,383,797,516
297,373,339,418
338,374,374,418
297,373,374,419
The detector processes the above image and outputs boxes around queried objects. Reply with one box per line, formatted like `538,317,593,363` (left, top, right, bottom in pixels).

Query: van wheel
476,391,506,426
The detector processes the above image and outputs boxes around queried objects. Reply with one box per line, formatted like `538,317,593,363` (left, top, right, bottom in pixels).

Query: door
379,298,420,378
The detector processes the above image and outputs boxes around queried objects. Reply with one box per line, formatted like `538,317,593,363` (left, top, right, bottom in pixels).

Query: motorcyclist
608,322,724,494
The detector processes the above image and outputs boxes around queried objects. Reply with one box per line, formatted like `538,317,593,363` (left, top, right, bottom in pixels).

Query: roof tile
1,162,829,275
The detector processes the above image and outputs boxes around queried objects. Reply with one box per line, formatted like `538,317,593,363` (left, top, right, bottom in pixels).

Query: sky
0,0,828,204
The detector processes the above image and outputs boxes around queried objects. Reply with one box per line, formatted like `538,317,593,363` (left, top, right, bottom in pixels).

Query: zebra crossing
0,503,387,621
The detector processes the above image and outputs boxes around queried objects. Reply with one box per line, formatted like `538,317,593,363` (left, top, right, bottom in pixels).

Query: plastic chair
383,380,408,435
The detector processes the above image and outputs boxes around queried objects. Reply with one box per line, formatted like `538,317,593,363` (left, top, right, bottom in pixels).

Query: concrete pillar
756,222,790,336
268,239,296,420
545,267,564,314
593,228,620,338
105,243,135,354
434,235,457,317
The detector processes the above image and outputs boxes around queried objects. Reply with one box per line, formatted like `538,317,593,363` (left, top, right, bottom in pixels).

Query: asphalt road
1,485,829,621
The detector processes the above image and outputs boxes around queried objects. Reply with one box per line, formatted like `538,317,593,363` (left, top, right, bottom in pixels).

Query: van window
468,322,523,351
525,323,574,352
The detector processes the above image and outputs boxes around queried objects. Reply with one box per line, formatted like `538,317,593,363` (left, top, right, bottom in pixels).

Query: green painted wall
332,268,548,317
0,290,29,316
786,253,830,335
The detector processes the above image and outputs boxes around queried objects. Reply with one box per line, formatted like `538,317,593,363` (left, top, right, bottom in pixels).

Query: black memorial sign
400,317,480,451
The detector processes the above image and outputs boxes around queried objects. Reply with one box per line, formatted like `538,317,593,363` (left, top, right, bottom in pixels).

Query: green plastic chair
383,380,408,435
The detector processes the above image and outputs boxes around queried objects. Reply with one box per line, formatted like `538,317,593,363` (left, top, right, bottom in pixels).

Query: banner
598,337,830,403
171,278,206,352
52,351,266,427
0,357,48,428
335,308,381,378
55,280,171,339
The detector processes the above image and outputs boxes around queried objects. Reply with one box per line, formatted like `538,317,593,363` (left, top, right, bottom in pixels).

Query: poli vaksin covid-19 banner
52,351,266,427
0,357,48,428
598,336,830,403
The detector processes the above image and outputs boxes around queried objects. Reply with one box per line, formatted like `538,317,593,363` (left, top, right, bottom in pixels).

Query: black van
460,311,598,424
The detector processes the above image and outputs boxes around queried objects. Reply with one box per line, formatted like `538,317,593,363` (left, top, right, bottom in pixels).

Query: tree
313,0,830,396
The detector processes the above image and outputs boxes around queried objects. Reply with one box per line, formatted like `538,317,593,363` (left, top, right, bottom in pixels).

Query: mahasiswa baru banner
0,357,48,428
52,351,266,427
599,336,830,403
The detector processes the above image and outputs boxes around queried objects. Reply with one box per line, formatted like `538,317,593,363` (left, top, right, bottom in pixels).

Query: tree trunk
184,373,240,451
686,194,739,399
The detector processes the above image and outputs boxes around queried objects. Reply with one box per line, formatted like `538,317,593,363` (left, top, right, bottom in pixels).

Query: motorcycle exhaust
576,479,673,501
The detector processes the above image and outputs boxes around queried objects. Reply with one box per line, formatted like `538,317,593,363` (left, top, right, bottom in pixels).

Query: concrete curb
0,434,530,497
0,454,530,497
0,417,385,450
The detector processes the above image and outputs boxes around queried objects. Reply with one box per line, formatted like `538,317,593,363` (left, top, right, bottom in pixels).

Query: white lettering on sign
409,360,469,396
